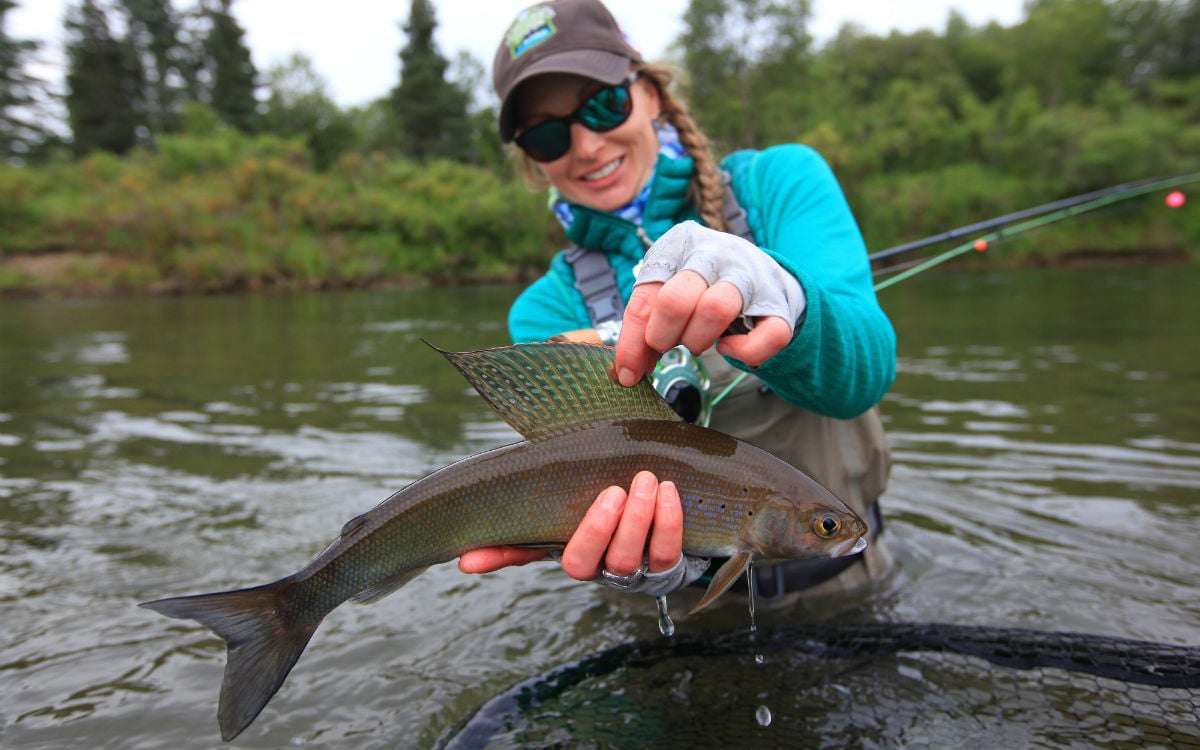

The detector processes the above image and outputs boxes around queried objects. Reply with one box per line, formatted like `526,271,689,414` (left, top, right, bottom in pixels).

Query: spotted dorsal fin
430,342,681,441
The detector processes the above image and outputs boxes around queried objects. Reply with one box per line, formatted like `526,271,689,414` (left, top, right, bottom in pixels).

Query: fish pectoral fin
688,551,752,615
350,567,428,604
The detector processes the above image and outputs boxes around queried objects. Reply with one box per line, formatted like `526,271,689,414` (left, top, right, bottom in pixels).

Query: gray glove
598,553,711,597
548,551,711,597
635,221,807,334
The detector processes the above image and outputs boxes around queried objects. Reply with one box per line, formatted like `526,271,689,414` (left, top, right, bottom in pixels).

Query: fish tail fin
141,580,321,741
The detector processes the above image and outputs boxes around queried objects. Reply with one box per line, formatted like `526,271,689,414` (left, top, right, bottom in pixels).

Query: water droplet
755,653,764,665
756,705,772,727
655,595,675,637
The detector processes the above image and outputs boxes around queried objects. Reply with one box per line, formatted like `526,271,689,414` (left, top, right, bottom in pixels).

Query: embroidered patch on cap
506,6,557,59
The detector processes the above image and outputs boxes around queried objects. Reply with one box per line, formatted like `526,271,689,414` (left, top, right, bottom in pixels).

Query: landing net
440,622,1200,749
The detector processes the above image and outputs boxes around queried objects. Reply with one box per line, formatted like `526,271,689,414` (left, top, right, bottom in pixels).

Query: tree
116,0,194,135
198,0,258,133
261,53,357,169
0,0,46,161
64,0,144,155
390,0,471,161
678,0,814,150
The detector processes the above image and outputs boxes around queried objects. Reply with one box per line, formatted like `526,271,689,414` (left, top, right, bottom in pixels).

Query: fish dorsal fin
430,342,681,440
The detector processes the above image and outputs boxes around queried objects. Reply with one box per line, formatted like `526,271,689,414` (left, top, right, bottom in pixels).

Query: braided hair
635,62,728,233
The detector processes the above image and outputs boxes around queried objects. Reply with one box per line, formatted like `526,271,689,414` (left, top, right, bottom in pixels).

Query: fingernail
602,486,626,512
618,367,637,386
633,471,655,495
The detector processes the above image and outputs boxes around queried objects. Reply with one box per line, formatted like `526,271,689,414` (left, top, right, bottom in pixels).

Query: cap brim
498,49,632,142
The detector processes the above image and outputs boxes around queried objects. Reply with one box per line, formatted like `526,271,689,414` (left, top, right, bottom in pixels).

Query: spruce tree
199,0,258,133
64,0,144,155
117,0,193,135
0,0,45,161
390,0,471,161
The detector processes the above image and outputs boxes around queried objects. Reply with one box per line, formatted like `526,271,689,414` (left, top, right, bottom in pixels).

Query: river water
1,267,1197,748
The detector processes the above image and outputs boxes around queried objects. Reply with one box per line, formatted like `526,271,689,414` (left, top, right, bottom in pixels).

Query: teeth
584,158,621,181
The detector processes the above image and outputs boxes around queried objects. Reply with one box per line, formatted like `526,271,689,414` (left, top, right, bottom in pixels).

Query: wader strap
566,170,752,328
565,245,623,325
720,170,754,243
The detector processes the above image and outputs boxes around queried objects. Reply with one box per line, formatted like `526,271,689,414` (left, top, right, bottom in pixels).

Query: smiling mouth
582,157,622,182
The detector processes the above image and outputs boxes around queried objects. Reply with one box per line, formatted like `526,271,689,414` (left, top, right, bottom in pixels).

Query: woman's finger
647,480,684,573
716,315,794,367
614,283,662,386
560,485,627,580
458,547,548,574
679,280,743,355
643,270,709,355
603,470,659,575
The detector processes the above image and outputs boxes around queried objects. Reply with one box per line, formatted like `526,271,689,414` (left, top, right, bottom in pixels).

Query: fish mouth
830,536,869,557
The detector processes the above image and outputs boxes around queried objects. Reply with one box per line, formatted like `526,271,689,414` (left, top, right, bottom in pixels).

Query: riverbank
1,243,1191,300
3,133,1195,300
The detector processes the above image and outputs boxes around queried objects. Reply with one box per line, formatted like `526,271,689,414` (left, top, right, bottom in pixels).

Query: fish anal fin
688,551,752,615
427,341,681,440
350,567,427,604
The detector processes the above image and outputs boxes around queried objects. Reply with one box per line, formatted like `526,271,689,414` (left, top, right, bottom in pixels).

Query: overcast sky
10,0,1026,109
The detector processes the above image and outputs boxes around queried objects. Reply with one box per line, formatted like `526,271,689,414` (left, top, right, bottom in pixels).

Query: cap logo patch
506,6,557,59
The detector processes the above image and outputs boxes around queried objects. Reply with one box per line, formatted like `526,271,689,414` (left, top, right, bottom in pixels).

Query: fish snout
826,534,869,558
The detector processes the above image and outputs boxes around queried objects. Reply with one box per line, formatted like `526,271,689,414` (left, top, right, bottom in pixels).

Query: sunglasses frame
514,72,639,163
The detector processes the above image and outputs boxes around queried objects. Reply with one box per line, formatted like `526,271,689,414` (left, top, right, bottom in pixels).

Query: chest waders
564,173,893,601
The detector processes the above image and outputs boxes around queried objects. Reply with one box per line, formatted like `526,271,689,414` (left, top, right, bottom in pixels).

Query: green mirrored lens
579,86,631,131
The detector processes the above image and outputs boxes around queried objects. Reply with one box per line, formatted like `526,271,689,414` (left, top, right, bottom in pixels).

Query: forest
0,0,1197,294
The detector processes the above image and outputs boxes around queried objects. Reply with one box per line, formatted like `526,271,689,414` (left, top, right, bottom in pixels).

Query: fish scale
140,342,868,741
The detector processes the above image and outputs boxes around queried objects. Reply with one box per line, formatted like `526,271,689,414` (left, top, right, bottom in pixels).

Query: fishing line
711,172,1198,409
871,195,1159,280
873,172,1199,291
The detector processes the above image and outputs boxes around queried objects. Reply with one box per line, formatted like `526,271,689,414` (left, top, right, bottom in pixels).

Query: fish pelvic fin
688,551,752,615
140,580,320,741
428,341,681,440
350,566,428,604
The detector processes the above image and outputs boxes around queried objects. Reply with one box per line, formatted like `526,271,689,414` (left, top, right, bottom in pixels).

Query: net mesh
440,622,1200,749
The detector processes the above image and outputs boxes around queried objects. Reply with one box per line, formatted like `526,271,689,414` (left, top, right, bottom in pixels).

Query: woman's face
514,72,661,212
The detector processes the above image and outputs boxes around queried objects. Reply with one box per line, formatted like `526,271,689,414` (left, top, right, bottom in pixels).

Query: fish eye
813,514,841,538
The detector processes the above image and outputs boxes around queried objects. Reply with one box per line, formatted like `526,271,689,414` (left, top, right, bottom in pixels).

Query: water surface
1,267,1197,748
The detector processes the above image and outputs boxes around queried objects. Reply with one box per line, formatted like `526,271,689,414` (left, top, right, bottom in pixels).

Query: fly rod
871,172,1198,291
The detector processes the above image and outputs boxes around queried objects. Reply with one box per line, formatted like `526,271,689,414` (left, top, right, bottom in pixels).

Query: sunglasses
514,73,637,163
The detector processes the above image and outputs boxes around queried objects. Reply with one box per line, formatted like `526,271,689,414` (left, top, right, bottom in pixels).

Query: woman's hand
560,470,683,580
457,470,683,579
613,221,805,386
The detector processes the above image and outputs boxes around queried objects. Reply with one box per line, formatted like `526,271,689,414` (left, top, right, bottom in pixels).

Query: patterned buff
551,122,688,230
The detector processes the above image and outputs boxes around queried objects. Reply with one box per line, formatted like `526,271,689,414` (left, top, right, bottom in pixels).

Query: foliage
390,0,472,161
64,0,144,156
0,118,558,292
676,0,1200,256
196,0,258,134
260,53,357,171
116,0,194,135
0,0,47,162
3,0,1198,296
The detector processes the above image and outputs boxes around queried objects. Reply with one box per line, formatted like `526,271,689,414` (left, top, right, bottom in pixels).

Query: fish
140,342,868,741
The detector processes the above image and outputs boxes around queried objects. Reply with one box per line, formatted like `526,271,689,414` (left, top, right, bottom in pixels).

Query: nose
569,121,605,159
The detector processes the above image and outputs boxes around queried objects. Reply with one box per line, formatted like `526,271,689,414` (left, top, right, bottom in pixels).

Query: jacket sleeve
725,145,896,419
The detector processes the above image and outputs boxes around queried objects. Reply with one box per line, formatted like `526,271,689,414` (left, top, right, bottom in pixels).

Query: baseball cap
493,0,643,142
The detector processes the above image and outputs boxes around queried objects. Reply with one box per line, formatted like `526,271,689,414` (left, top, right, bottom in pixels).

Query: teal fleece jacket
507,144,896,420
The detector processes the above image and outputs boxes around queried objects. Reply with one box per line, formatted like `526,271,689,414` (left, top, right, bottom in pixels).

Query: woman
459,0,895,603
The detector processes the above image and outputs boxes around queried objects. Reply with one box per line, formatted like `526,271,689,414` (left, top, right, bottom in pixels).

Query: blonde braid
637,62,728,233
